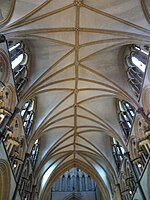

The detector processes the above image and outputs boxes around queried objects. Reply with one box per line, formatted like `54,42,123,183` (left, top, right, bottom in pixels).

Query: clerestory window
30,139,39,168
112,138,125,170
125,44,149,98
8,40,28,96
118,100,135,139
20,99,35,137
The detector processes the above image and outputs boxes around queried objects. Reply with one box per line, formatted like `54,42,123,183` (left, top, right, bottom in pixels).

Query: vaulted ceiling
0,0,150,199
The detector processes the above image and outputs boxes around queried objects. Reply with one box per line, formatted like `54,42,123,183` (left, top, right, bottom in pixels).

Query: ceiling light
138,163,142,168
13,164,17,168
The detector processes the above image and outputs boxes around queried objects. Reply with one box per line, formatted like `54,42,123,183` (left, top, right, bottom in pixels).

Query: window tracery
30,139,39,168
52,168,96,192
20,99,35,137
8,40,28,96
125,44,149,98
112,138,125,170
118,100,135,139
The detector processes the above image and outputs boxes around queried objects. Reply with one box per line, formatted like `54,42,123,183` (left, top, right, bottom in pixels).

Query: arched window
81,174,86,191
51,168,96,193
125,44,149,98
76,175,80,191
67,175,71,191
8,40,28,95
112,138,125,170
118,100,135,139
20,100,35,137
30,139,39,168
87,175,92,191
62,175,66,191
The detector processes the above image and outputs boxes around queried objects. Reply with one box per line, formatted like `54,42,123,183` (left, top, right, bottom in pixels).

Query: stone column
64,175,68,191
79,174,82,191
85,174,88,191
59,176,62,191
91,179,95,191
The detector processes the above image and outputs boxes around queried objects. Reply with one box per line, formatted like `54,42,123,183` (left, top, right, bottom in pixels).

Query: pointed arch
39,160,111,200
20,98,36,137
124,44,149,98
0,48,10,83
141,0,150,24
112,138,125,171
142,86,150,114
64,193,81,200
8,40,29,96
118,100,135,140
0,159,10,200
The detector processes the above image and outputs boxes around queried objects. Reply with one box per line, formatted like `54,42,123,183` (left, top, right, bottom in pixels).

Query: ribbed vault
0,0,150,198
